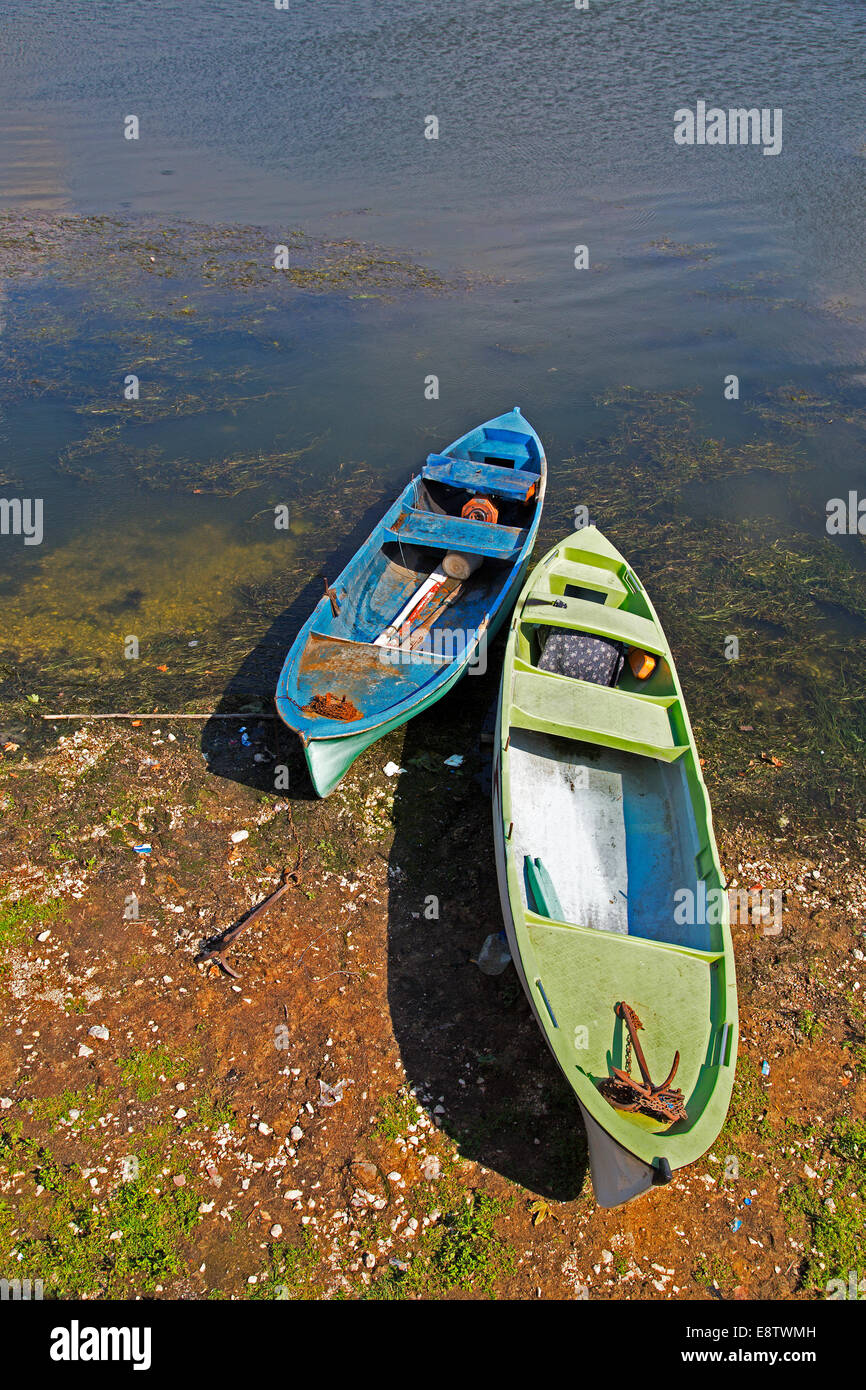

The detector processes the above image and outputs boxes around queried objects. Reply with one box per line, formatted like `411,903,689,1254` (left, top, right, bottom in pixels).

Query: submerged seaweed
0,212,450,298
549,388,866,829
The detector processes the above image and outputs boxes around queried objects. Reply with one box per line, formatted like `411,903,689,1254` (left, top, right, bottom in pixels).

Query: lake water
1,0,864,807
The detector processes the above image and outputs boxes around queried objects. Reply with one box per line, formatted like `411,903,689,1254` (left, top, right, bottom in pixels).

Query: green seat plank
543,559,628,603
510,668,687,761
523,594,668,655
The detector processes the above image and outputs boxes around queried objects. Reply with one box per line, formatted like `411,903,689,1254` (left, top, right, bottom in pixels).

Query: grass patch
798,1009,824,1042
29,1085,104,1133
248,1232,320,1300
0,1128,200,1297
365,1190,515,1300
781,1117,866,1290
0,897,64,950
118,1045,191,1103
694,1251,734,1290
724,1058,772,1142
420,1191,515,1296
373,1088,419,1143
314,837,353,876
194,1093,235,1131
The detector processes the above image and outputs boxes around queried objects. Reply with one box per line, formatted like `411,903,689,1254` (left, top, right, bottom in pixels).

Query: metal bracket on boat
600,1001,688,1125
652,1157,673,1186
323,576,340,617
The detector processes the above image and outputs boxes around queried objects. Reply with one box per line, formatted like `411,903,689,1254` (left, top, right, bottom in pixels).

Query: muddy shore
0,647,863,1300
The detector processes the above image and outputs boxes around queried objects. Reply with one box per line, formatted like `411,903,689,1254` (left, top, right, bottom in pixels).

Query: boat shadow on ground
386,647,590,1202
203,522,589,1200
200,491,397,796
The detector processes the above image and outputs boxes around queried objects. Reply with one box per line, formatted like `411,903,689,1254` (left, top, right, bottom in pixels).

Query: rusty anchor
599,1001,688,1124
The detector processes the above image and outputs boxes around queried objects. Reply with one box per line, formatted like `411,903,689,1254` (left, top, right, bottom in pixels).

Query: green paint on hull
494,526,738,1201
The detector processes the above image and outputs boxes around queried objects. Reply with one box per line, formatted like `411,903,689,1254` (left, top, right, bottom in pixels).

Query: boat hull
492,708,655,1207
303,560,527,795
276,407,546,795
493,526,738,1205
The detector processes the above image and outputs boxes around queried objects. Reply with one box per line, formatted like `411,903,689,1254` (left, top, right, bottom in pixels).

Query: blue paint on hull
276,408,547,795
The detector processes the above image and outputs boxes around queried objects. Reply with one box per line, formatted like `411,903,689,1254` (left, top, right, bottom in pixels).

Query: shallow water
0,2,864,815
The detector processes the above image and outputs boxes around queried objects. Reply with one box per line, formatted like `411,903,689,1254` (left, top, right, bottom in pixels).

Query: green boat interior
499,528,736,1177
512,728,718,951
507,536,725,954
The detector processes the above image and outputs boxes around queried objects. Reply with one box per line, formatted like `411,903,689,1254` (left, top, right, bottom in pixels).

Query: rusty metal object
299,630,405,680
598,1001,688,1124
196,806,304,980
461,496,499,525
302,692,362,721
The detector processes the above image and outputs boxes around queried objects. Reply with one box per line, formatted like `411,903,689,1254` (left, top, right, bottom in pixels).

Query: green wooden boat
493,526,737,1206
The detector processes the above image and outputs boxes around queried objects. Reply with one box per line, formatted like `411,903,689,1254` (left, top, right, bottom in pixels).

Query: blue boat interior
509,727,715,952
280,413,544,730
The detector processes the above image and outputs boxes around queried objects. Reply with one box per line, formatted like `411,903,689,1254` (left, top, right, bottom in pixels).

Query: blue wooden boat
275,408,547,796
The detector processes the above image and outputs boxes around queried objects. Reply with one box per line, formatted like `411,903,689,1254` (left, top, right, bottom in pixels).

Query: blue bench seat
467,440,531,465
422,454,539,502
385,506,528,560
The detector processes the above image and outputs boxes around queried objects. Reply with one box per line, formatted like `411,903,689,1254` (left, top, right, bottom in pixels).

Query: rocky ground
1,656,864,1302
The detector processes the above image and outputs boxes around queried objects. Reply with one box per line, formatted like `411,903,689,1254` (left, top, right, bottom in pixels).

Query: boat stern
579,1103,673,1208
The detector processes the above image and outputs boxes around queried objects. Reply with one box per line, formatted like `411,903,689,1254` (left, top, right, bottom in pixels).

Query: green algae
0,211,449,300
553,387,866,829
58,427,321,496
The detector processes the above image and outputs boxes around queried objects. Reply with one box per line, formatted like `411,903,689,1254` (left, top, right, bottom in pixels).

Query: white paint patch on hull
508,729,629,933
